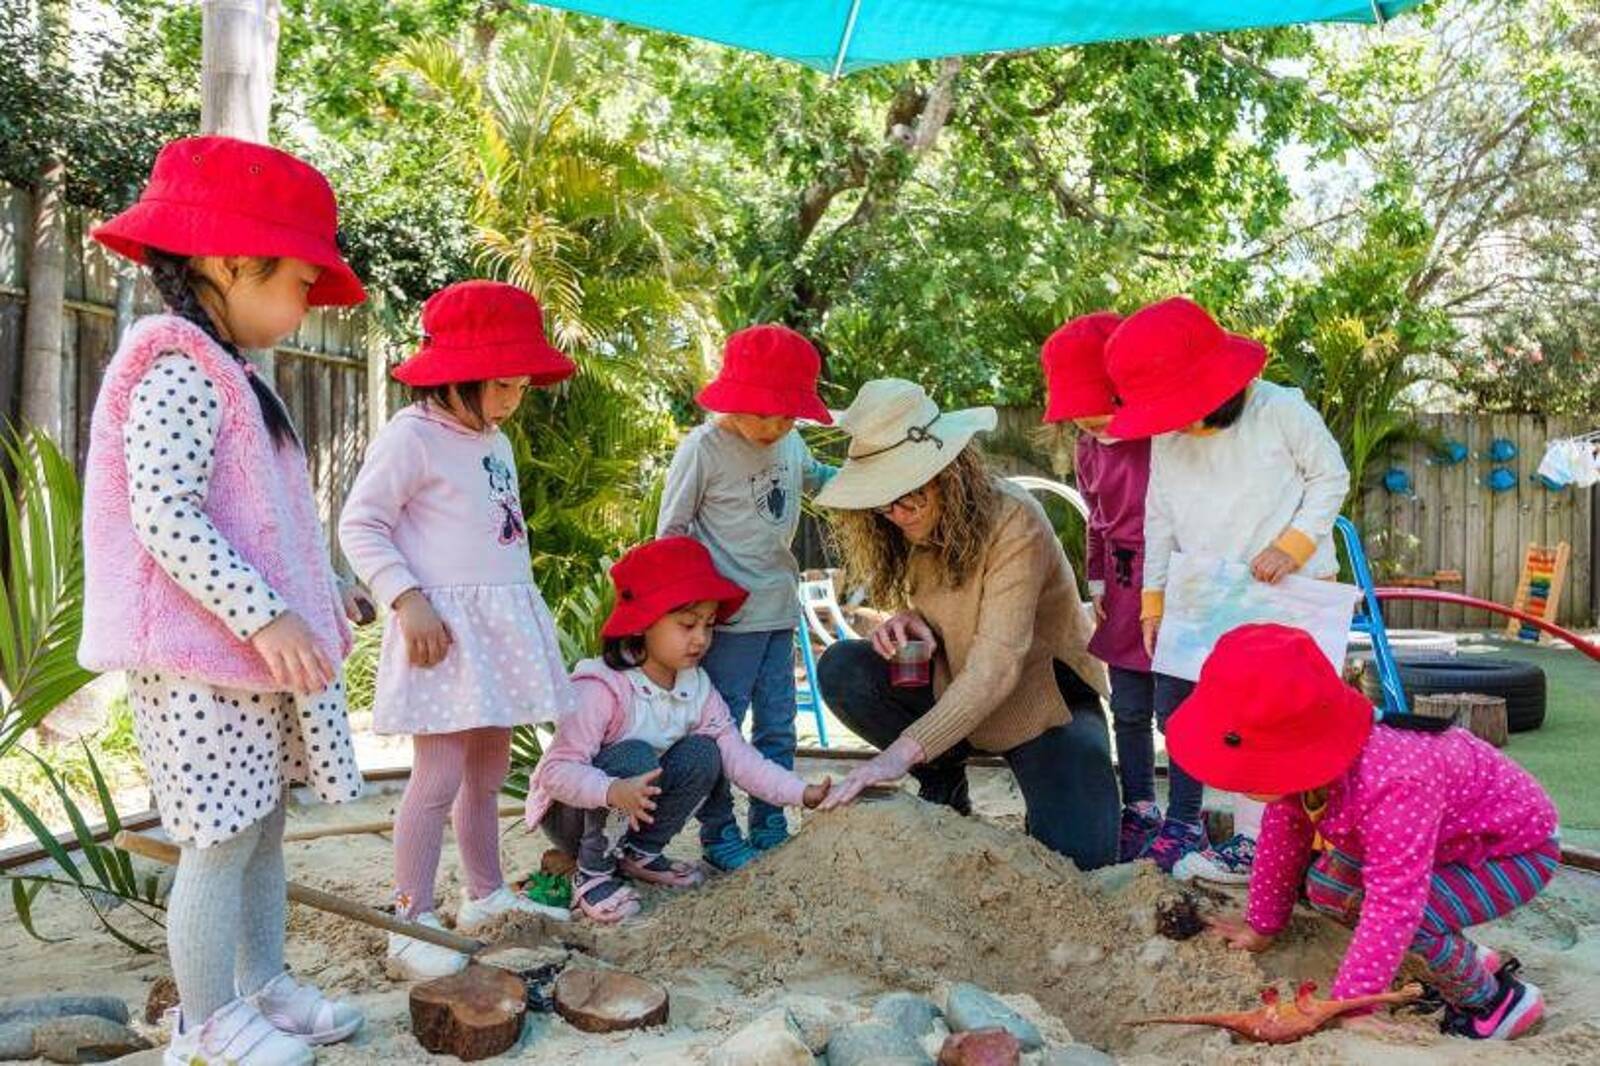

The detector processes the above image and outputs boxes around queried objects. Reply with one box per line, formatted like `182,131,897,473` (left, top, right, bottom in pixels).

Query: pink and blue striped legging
1305,839,1561,1007
392,728,512,918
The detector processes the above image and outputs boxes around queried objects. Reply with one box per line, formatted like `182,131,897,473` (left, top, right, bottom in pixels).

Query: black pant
816,640,1119,870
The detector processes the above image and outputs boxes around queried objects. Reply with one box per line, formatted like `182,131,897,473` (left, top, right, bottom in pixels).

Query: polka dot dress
123,355,361,848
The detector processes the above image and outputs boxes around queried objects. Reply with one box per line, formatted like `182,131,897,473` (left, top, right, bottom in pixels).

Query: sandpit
4,776,1600,1064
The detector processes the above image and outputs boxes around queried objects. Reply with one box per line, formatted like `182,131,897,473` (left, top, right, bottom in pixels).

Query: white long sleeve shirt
1142,380,1349,610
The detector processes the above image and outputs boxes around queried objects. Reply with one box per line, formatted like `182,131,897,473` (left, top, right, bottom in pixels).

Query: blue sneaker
748,811,790,851
1118,802,1163,863
1173,833,1256,884
702,822,759,872
1145,819,1206,874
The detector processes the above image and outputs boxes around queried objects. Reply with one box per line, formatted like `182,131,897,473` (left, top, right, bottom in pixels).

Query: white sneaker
385,912,469,981
163,998,314,1066
456,884,570,933
246,971,363,1045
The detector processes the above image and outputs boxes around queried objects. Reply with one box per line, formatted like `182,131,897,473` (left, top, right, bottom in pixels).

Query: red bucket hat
92,136,365,307
1041,311,1124,423
697,324,832,424
1165,624,1375,796
1104,298,1267,440
600,537,749,639
392,281,576,388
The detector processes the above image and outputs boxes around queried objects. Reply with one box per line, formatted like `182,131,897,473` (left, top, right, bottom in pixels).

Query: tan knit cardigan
902,479,1109,760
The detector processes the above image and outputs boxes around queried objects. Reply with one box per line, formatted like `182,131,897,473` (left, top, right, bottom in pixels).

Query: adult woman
814,379,1119,869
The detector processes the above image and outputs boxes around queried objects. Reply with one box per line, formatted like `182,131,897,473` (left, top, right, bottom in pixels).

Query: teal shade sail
533,1,1423,74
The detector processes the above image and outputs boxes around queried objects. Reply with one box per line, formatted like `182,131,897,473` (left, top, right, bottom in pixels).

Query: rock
1036,1045,1117,1066
142,979,178,1026
410,964,528,1061
1046,941,1104,968
779,993,861,1053
938,1028,1021,1066
1085,863,1138,894
553,968,668,1033
710,1009,812,1066
943,985,1042,1052
1126,905,1157,938
1135,937,1174,971
0,997,129,1027
827,1020,935,1066
31,1016,150,1064
873,992,940,1039
0,1021,36,1061
103,1050,165,1066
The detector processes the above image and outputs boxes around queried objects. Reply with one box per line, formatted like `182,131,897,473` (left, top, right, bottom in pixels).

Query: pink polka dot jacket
1245,725,1558,998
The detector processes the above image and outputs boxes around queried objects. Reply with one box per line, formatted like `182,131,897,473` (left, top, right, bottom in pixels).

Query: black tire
1359,657,1546,733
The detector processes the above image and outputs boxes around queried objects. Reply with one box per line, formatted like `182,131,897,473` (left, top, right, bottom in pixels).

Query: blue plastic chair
1336,515,1409,720
794,606,831,747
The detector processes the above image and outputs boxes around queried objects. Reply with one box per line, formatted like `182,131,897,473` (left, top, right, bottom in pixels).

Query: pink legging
392,728,512,918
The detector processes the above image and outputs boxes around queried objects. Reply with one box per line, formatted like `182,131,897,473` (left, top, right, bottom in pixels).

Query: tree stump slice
1414,693,1508,747
410,964,527,1061
553,968,668,1033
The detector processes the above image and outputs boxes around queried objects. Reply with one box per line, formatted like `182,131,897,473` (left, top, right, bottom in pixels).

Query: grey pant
542,736,721,871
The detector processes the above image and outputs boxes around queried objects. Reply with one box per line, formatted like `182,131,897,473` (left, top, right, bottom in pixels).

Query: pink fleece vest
79,315,351,690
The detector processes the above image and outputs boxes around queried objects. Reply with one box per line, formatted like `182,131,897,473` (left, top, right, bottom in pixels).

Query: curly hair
828,446,999,609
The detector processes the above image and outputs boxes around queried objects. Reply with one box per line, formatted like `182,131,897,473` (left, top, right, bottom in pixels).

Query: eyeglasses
873,488,929,516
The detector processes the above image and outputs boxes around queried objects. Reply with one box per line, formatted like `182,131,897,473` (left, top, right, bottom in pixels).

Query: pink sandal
618,848,706,888
571,869,642,924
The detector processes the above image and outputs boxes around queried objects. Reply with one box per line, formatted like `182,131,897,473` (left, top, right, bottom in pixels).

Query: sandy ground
4,759,1599,1065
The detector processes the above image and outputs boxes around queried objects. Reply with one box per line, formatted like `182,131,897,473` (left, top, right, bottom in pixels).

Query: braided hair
144,248,300,448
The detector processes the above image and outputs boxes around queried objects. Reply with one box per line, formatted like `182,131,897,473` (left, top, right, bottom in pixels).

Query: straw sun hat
814,379,997,510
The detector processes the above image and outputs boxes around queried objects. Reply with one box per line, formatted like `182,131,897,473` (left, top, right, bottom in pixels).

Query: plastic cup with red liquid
890,639,932,688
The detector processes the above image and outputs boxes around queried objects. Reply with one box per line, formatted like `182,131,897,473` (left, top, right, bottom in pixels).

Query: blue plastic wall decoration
1383,467,1414,495
1485,467,1519,493
1430,440,1469,466
1486,438,1519,463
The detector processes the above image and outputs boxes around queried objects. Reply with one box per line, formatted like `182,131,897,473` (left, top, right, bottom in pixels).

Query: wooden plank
0,186,30,288
1461,414,1490,629
1488,414,1521,624
0,295,24,430
62,206,85,301
1517,415,1546,579
72,310,115,469
1573,482,1595,627
1412,419,1440,629
81,217,119,306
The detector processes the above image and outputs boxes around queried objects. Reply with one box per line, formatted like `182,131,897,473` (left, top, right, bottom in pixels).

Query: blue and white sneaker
1173,833,1257,885
1145,819,1206,874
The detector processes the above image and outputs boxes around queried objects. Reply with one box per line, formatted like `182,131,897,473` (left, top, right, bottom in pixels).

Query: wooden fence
0,183,395,571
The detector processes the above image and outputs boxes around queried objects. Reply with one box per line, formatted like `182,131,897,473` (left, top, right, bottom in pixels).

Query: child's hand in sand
1206,914,1274,952
802,778,832,809
608,768,662,831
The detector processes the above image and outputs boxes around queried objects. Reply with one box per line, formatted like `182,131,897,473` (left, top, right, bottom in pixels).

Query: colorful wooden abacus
1506,541,1570,643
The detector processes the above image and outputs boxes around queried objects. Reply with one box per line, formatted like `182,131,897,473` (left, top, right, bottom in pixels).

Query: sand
4,766,1599,1064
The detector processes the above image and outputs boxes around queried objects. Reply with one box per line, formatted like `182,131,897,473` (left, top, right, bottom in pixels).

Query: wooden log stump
410,964,527,1061
1414,693,1508,747
553,968,668,1033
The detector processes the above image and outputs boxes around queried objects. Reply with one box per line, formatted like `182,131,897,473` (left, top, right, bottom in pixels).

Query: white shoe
456,884,570,932
385,912,469,981
246,971,363,1045
163,999,314,1066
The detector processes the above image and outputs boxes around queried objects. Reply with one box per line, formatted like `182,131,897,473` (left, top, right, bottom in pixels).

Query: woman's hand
1205,913,1275,953
341,582,377,626
607,768,662,832
1141,616,1161,658
820,735,924,810
1250,546,1299,584
251,611,335,695
395,589,452,667
802,777,833,809
869,611,938,659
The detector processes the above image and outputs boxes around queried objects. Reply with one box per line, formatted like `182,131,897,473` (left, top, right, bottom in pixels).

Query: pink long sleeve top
523,658,809,827
1246,726,1559,999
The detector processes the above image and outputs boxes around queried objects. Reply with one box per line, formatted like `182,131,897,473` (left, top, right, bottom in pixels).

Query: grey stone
0,997,129,1027
105,1050,166,1066
1037,1045,1117,1066
1046,941,1104,968
1135,937,1174,971
943,985,1043,1052
711,1009,812,1066
31,1015,149,1064
827,1021,934,1066
779,994,861,1054
0,1021,37,1061
872,992,940,1039
1085,863,1138,895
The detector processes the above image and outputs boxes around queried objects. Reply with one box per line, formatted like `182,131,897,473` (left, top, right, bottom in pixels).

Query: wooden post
365,296,391,441
1413,693,1508,748
19,0,69,441
200,0,281,143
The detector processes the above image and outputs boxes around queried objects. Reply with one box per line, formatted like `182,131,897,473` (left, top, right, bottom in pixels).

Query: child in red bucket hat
1100,298,1351,883
658,324,838,870
81,135,368,1064
339,280,577,979
1041,311,1161,862
523,537,832,923
1169,624,1559,1042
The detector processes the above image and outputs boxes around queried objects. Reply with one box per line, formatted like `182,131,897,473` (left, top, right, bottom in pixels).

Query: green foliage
0,428,97,759
1449,309,1600,417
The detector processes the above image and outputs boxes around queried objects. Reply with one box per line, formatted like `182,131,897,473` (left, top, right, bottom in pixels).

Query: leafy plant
2,745,166,952
0,427,97,758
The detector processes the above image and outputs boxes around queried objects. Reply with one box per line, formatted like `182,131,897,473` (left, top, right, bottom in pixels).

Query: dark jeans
1109,666,1157,807
541,736,721,871
1153,672,1203,827
816,640,1119,870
